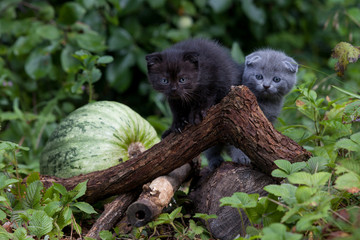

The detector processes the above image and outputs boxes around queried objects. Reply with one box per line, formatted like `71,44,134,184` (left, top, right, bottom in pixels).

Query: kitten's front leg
162,101,188,138
188,96,216,125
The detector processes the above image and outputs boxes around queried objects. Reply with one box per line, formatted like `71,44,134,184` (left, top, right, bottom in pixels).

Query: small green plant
0,141,97,239
72,50,114,102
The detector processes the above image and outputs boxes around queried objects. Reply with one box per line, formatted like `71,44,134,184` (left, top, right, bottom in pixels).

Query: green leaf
0,175,19,190
57,206,72,229
13,227,32,240
290,162,307,173
331,42,360,76
262,223,302,240
288,172,331,188
231,42,245,64
264,184,297,205
72,217,82,236
351,132,360,145
0,209,6,221
53,183,68,196
169,206,183,220
108,28,133,51
193,213,217,221
36,25,61,40
58,2,86,25
75,31,107,53
208,0,232,13
23,181,43,210
0,225,14,239
97,56,114,64
26,172,40,185
99,230,115,240
272,160,305,178
220,192,258,209
295,212,327,232
241,0,266,25
146,0,166,9
70,180,88,201
305,156,329,173
335,138,360,152
332,85,360,99
347,7,360,24
106,61,133,93
44,201,62,217
25,48,52,80
60,44,82,73
295,186,315,203
36,2,55,21
274,160,292,172
189,219,205,235
28,210,53,239
12,35,41,56
72,202,97,214
335,165,360,193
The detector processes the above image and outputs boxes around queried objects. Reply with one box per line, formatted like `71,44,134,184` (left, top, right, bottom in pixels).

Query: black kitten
146,38,241,138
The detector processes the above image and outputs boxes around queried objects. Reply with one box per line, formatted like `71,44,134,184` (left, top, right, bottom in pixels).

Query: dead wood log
85,191,140,239
126,163,192,227
189,162,276,240
40,86,311,203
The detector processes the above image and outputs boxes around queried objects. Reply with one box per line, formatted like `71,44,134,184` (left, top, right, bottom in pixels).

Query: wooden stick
126,163,192,227
85,191,139,239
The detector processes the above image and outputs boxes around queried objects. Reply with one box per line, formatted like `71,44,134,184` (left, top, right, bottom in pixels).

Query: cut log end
126,199,160,227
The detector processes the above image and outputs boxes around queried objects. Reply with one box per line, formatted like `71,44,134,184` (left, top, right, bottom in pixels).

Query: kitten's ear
183,52,199,66
245,53,262,66
145,53,162,67
283,58,298,73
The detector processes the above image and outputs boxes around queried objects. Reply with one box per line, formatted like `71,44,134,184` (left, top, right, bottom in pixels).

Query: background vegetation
1,0,360,239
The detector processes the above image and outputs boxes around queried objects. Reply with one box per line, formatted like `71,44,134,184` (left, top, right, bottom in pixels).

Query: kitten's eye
255,74,263,80
160,78,169,85
179,78,186,84
273,77,281,83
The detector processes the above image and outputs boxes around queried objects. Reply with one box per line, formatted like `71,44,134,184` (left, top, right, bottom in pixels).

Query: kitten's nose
263,84,270,89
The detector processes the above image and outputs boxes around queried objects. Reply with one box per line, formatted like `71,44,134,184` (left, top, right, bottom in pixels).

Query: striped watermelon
40,101,160,178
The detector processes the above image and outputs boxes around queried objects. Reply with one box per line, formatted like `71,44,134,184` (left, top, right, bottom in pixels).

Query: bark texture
190,162,276,240
85,191,140,239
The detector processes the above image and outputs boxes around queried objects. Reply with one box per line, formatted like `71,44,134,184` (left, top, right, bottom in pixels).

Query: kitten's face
146,51,199,101
243,50,298,100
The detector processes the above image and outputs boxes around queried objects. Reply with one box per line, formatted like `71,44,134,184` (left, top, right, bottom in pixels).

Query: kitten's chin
258,90,274,99
167,93,181,99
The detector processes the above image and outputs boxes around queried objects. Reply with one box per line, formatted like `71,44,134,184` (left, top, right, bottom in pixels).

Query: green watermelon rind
40,101,160,178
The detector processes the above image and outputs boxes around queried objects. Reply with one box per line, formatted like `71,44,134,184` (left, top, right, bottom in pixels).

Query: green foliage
0,145,96,239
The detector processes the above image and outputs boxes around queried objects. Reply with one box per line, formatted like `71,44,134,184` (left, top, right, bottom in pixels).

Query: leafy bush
0,142,96,239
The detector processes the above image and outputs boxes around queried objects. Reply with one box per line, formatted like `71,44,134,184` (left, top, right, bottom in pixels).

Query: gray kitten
205,49,298,169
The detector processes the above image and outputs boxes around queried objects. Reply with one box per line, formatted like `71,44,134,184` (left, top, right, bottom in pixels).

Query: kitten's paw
200,109,208,119
161,129,173,139
208,157,224,171
189,111,203,125
231,148,251,165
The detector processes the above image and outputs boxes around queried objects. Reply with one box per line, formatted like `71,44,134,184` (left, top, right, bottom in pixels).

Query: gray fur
205,49,298,169
241,49,298,122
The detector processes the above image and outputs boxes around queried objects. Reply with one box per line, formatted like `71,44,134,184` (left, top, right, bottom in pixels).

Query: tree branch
40,86,312,203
